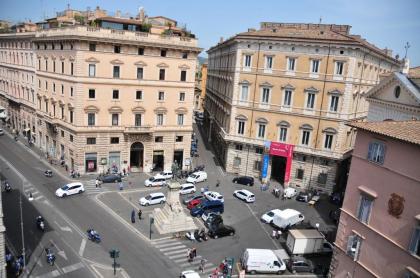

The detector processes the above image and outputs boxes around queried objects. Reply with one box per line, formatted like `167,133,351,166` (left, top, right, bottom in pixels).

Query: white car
186,171,207,183
180,270,200,278
139,192,166,206
283,187,298,199
55,182,85,198
179,183,196,195
261,209,282,224
233,189,255,203
204,191,224,203
155,170,173,180
144,177,166,187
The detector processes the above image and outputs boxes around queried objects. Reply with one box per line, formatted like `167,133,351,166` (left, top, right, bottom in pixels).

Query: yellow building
204,22,400,193
0,16,201,174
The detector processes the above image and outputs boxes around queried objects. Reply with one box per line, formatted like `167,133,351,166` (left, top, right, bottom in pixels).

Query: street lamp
19,180,26,271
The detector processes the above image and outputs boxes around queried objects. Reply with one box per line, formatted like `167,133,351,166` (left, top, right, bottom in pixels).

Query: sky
1,0,419,66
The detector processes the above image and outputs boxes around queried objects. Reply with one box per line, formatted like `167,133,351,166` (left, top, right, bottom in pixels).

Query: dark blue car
190,200,224,217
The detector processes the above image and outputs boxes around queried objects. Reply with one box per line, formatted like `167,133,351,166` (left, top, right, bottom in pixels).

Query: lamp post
19,180,26,271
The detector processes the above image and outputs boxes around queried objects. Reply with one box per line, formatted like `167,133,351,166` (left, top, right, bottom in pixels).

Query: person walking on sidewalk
138,209,142,220
199,258,206,273
95,178,100,188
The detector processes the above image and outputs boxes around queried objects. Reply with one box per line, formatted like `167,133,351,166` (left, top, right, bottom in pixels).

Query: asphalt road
0,133,180,278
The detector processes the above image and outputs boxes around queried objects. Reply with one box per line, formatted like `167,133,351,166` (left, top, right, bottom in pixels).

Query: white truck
241,249,286,275
272,209,304,229
286,229,333,255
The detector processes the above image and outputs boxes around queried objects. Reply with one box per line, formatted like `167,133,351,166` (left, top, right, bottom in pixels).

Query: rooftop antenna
404,42,410,59
319,16,322,24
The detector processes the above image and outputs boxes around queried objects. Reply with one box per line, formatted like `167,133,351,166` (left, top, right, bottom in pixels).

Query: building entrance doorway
130,142,144,172
173,150,184,169
271,156,287,184
152,150,164,171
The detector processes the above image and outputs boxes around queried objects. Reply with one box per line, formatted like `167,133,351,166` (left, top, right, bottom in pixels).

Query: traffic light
109,249,120,258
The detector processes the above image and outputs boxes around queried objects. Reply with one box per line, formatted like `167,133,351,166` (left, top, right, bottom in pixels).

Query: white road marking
78,238,86,257
53,221,73,233
154,241,181,248
159,245,187,252
34,195,44,201
163,248,188,256
168,252,188,259
62,262,84,274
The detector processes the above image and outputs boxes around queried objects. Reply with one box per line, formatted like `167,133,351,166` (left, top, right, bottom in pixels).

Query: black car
329,209,341,224
232,176,254,186
329,192,343,205
287,257,314,274
207,223,235,239
182,194,204,205
99,174,122,183
296,191,312,202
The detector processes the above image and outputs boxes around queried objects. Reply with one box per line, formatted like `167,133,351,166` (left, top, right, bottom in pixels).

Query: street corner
90,262,130,278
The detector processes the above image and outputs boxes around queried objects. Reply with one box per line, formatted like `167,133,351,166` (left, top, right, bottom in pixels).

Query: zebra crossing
83,179,104,195
24,184,46,202
151,237,217,277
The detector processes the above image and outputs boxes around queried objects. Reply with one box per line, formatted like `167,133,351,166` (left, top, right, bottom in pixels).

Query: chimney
115,10,121,18
219,37,224,43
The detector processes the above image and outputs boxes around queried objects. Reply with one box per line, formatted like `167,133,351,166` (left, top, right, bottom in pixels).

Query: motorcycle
4,182,11,192
87,229,101,243
185,230,198,241
197,229,208,241
36,216,45,232
44,170,53,177
45,248,55,266
186,229,208,242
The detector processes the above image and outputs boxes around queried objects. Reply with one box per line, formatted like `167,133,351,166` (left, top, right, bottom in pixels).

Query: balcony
124,125,153,134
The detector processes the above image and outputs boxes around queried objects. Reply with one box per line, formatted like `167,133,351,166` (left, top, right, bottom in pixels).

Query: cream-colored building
0,20,201,174
204,22,401,193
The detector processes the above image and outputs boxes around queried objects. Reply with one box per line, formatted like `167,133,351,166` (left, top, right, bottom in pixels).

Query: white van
272,209,304,229
241,249,286,275
186,171,207,183
179,183,196,195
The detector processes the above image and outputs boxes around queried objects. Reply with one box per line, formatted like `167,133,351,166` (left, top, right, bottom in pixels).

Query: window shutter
379,143,386,164
408,227,420,254
346,235,355,254
367,142,374,160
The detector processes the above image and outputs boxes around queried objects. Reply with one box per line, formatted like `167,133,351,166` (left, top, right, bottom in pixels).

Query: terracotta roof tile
348,120,420,146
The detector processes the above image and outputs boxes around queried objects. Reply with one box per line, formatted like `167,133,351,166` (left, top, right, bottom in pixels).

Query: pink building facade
330,121,420,278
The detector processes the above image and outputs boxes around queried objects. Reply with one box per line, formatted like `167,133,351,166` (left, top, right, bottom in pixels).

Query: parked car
187,198,204,210
241,249,286,275
283,187,298,199
261,209,282,224
55,182,85,198
204,191,224,203
182,194,204,205
208,223,235,239
155,170,173,180
99,174,122,183
272,209,304,229
296,191,312,202
232,176,254,186
286,256,314,274
0,129,4,135
330,192,344,205
233,189,255,203
139,192,166,206
144,176,166,187
186,171,207,183
190,200,224,217
179,183,196,195
201,211,222,222
180,270,200,278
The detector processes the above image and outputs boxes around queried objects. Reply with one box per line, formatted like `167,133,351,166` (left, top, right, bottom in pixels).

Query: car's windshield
190,174,197,179
145,195,152,200
267,211,275,217
61,185,69,191
149,177,155,181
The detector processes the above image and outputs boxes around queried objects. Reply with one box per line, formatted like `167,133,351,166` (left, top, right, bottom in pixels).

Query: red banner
269,142,294,184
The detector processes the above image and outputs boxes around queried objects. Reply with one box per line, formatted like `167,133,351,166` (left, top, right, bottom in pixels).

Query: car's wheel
229,232,234,236
234,180,238,184
115,180,118,183
160,200,165,204
79,190,83,194
277,270,285,275
146,203,150,206
292,270,296,274
246,183,250,186
62,193,67,198
250,270,256,275
214,235,218,239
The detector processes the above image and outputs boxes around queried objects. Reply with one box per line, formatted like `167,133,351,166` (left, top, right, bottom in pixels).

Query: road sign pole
149,217,154,240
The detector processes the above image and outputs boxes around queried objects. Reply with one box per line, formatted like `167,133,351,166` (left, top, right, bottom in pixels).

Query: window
306,93,315,109
45,81,48,90
284,90,292,106
240,85,248,102
138,48,144,55
38,59,41,70
60,43,63,50
156,114,164,125
265,56,273,69
182,52,188,59
53,83,56,93
87,113,95,126
408,226,420,256
287,57,296,71
180,70,187,81
296,169,304,180
70,87,74,97
357,195,373,224
254,160,262,171
394,86,401,98
311,60,320,73
155,136,163,142
61,61,64,74
257,124,266,138
261,88,270,104
137,67,143,79
89,89,95,99
174,136,183,142
235,144,243,151
134,114,142,126
45,59,48,71
279,127,287,142
113,66,120,78
324,134,334,149
318,173,328,185
347,235,362,260
159,69,165,80
61,85,64,95
110,137,119,144
70,63,74,75
69,111,74,123
367,141,386,164
301,130,311,145
330,95,339,112
70,135,73,142
179,92,185,101
158,91,165,101
112,90,119,99
237,121,245,135
86,138,96,145
160,50,167,57
136,90,143,100
177,114,184,125
89,64,96,77
112,114,119,126
335,61,344,75
61,107,64,119
244,55,251,68
233,157,241,167
89,43,96,51
114,45,121,53
53,61,56,72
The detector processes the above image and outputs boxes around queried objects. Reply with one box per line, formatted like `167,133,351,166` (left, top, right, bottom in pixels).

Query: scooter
87,229,101,243
197,229,208,241
45,248,55,266
36,216,45,232
185,230,198,241
5,182,11,192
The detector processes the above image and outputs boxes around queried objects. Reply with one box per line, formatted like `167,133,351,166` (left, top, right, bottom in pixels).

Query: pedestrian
272,229,277,238
119,182,124,190
199,258,206,273
138,209,142,220
276,229,282,239
95,178,99,188
216,179,220,187
123,168,126,176
131,209,135,223
187,248,192,262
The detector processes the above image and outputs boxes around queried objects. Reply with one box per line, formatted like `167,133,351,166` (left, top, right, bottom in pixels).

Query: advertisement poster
269,142,294,183
261,154,269,179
